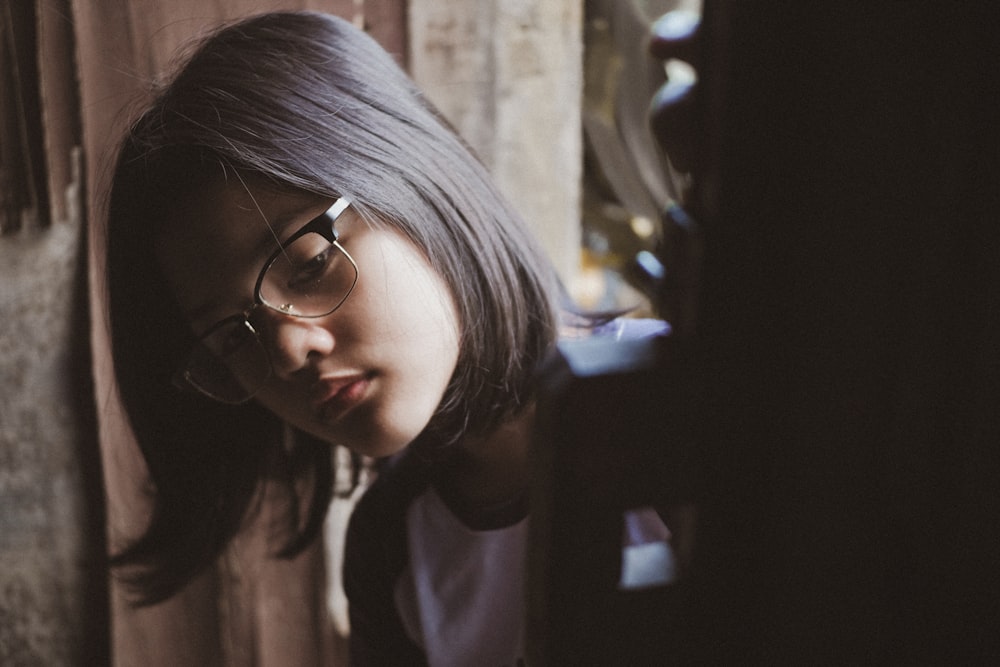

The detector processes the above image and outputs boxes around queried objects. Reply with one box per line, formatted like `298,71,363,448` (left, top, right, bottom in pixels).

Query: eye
259,228,356,315
270,232,340,294
286,244,336,291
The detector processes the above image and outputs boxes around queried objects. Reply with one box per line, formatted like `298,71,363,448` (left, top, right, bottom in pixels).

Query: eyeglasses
174,198,358,404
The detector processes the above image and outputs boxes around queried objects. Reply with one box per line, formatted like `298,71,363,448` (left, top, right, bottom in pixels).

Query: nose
252,309,335,379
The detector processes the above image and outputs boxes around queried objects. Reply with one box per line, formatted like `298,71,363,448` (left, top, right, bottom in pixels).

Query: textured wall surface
0,214,106,665
409,0,584,284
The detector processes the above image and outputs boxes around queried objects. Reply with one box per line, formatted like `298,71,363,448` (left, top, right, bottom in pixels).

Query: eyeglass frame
173,197,358,403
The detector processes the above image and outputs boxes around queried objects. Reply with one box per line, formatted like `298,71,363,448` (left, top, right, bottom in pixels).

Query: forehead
155,181,331,319
175,181,325,249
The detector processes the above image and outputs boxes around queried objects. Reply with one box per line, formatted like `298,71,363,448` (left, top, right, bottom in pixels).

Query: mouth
312,372,372,422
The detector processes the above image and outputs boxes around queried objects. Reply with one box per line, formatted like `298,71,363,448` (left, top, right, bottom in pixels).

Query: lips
312,373,371,421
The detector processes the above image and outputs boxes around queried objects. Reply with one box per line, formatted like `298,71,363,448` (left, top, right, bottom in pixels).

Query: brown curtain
72,1,405,664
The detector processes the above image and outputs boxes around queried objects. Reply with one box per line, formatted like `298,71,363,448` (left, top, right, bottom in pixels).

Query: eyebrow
232,168,326,258
251,202,316,257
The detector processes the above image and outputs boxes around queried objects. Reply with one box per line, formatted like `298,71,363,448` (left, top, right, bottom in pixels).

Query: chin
365,439,412,459
317,419,422,460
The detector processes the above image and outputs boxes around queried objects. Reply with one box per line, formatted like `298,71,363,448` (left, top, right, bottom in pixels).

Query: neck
444,406,535,509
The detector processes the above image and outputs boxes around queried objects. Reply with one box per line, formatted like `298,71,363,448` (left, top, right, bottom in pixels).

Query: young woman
105,11,669,665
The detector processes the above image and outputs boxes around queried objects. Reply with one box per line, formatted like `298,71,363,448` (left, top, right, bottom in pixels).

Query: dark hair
104,11,561,604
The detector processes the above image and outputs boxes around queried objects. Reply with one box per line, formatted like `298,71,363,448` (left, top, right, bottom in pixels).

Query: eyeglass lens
184,320,270,403
260,234,356,316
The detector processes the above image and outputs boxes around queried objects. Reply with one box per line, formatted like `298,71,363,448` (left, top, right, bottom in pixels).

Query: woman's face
156,183,461,459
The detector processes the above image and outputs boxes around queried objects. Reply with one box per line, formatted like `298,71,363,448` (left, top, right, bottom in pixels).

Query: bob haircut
105,10,562,605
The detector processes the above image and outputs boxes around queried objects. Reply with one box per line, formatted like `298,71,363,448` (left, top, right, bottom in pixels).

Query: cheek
356,242,461,359
394,289,462,391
